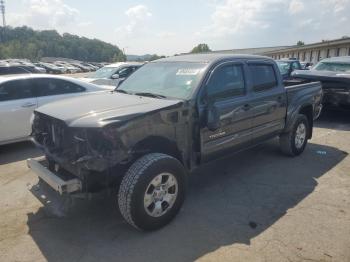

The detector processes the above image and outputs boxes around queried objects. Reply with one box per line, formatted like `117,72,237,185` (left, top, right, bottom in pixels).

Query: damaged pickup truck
28,54,322,231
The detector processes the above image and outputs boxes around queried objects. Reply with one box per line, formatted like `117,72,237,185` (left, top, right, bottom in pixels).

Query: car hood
35,92,183,128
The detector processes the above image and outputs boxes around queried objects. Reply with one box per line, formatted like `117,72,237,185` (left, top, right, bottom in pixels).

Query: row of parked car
0,59,104,75
0,61,145,145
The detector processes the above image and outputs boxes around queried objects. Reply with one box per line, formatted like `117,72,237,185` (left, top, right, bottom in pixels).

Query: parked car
0,75,111,145
18,61,47,74
300,62,313,70
276,60,302,80
55,62,81,74
70,63,92,72
292,56,350,107
0,65,41,75
82,62,144,86
29,54,323,231
34,62,65,74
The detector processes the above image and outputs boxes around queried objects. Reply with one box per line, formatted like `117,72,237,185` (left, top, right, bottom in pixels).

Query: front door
0,79,37,143
199,62,254,162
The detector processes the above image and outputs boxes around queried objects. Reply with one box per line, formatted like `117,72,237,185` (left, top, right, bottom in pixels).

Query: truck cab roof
157,53,273,65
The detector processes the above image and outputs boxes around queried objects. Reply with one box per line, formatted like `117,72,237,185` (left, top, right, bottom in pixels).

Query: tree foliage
296,41,305,46
190,43,211,54
0,26,126,62
149,54,166,61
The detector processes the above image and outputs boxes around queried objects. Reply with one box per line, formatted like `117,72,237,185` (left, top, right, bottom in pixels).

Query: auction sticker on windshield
176,69,201,75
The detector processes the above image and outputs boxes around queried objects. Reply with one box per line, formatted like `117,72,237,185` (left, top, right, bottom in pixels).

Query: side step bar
27,158,82,195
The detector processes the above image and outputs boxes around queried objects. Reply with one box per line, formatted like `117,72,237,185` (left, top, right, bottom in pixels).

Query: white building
262,37,350,63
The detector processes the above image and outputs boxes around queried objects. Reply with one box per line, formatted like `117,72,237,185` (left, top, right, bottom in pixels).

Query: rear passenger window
0,80,34,101
207,64,245,101
249,64,277,92
33,79,85,97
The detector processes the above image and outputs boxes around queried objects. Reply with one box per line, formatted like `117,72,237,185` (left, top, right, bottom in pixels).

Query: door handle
21,102,36,108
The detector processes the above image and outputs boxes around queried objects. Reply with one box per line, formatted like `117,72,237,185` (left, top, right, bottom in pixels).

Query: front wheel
280,114,310,156
118,153,186,231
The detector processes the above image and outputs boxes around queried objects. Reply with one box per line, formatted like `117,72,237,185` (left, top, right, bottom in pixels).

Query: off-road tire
280,114,309,156
118,153,186,231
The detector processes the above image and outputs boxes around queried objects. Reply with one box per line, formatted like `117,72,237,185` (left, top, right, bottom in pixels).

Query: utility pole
0,0,6,27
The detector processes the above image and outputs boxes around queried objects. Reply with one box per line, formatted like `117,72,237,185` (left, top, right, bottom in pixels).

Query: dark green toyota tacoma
28,54,323,230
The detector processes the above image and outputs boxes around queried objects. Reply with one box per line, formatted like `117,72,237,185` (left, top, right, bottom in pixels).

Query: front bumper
27,157,82,195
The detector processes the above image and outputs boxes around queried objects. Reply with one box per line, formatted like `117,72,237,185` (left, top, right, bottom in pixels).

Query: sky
5,0,350,55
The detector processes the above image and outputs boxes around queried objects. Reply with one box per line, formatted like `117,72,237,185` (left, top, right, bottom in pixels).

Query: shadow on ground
0,141,42,165
26,139,347,262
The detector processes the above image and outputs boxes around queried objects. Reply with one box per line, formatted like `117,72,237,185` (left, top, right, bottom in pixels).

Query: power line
0,0,6,27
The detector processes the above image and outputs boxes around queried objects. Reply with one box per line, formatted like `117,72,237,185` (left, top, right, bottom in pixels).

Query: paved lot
0,109,349,262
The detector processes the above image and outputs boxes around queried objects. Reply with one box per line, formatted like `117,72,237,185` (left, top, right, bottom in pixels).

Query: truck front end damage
29,112,129,194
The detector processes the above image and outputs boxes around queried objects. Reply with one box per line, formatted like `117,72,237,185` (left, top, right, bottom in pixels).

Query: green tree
296,41,305,46
149,54,166,61
113,52,127,62
0,26,124,62
190,43,211,53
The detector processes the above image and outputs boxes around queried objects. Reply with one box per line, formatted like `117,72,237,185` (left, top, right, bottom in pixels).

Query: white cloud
325,0,350,12
116,5,152,35
289,0,305,14
8,0,81,29
195,0,350,51
197,0,286,38
157,32,176,38
125,5,152,21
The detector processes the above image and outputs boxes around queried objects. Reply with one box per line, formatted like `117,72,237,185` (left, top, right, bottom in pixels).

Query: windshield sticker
176,69,200,75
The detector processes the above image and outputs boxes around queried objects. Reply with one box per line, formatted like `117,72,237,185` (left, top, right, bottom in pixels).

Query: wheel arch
298,104,313,139
131,136,184,166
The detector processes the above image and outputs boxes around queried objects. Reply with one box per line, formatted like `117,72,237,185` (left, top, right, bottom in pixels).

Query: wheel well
131,136,183,164
299,105,313,139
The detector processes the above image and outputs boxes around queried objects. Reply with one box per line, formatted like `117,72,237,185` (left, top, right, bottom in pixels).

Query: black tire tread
118,153,177,230
280,114,309,156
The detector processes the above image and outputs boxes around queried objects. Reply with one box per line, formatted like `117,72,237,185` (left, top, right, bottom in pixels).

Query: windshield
118,62,208,99
313,62,350,72
276,61,290,75
88,67,117,78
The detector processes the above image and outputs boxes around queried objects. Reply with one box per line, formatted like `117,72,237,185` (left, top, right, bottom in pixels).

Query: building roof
263,37,350,55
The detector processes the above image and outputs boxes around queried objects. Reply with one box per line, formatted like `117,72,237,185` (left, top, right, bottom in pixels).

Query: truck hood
36,92,183,128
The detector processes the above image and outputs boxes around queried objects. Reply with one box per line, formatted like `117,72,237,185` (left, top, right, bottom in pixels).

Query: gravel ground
0,109,349,262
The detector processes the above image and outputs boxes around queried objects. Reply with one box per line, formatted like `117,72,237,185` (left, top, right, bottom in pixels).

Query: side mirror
111,73,120,79
206,103,220,131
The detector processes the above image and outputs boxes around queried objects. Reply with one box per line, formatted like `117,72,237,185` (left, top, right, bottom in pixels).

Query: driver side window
207,64,245,102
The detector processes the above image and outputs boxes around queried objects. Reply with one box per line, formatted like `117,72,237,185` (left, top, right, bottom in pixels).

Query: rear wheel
280,114,309,156
118,153,186,231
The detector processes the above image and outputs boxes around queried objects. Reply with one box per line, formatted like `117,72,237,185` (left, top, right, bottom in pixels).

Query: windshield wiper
134,92,167,99
115,89,130,94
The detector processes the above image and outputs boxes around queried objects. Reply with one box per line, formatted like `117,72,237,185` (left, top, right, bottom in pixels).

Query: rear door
247,61,287,142
200,61,254,162
0,79,38,142
32,78,86,107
